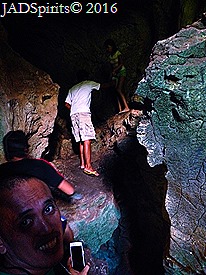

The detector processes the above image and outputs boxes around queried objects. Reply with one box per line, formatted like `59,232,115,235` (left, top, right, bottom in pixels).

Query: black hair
104,39,118,54
3,130,29,161
0,175,31,191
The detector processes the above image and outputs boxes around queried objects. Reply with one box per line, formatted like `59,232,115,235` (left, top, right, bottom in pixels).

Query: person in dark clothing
0,130,81,199
0,157,65,189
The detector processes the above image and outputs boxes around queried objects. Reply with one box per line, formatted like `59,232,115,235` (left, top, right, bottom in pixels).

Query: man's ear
0,237,7,254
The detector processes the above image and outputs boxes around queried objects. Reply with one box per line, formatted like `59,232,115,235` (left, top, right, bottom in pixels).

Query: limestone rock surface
54,158,120,255
51,110,142,274
135,20,206,274
0,25,59,161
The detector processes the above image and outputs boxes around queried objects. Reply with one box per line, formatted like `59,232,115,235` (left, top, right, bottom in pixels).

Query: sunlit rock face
0,24,59,162
135,20,206,274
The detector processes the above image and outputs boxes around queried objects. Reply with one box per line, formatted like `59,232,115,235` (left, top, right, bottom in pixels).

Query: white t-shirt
65,80,100,116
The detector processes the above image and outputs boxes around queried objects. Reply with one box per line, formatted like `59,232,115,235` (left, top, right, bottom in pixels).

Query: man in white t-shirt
65,70,100,177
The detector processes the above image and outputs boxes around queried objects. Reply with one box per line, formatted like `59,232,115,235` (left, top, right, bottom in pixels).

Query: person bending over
65,70,101,177
0,130,81,200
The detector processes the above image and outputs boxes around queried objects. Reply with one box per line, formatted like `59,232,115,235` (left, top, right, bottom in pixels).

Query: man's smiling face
0,177,64,273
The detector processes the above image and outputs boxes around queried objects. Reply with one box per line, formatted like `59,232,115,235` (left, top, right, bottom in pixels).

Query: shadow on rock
100,134,171,275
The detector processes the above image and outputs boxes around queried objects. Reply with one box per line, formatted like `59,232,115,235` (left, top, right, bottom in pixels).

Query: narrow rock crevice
99,134,170,274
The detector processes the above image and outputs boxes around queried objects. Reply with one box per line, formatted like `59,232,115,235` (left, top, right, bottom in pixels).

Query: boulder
135,19,206,274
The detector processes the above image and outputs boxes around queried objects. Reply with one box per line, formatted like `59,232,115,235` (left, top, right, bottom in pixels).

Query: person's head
0,175,64,274
76,70,89,82
104,39,117,54
3,130,29,161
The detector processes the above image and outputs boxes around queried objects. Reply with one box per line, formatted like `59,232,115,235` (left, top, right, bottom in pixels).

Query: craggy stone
51,110,142,274
59,191,120,254
0,31,59,161
53,110,141,255
93,110,142,155
135,21,206,274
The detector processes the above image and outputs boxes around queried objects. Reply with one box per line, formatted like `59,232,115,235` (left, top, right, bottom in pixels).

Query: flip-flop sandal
83,169,99,177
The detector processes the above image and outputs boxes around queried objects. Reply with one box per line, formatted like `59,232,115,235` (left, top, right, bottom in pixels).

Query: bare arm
48,161,74,195
58,179,75,195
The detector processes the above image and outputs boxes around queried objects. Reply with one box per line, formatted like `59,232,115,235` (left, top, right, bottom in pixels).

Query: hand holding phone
70,241,85,272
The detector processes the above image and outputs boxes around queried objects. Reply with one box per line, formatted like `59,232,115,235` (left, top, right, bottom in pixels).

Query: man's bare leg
79,141,85,169
117,76,130,112
83,139,99,176
83,140,92,170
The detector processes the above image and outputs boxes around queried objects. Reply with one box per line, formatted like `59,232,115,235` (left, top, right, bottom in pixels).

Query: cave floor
51,133,170,275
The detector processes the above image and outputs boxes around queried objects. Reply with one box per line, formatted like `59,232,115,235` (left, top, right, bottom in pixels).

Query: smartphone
70,241,85,272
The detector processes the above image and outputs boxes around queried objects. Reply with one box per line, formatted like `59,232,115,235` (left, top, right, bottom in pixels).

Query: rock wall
0,23,59,162
135,19,206,274
0,23,122,273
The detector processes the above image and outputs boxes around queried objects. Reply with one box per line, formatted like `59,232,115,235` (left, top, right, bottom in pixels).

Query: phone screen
70,244,85,271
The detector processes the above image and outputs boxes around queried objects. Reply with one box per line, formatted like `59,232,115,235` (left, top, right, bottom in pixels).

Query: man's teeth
39,237,57,251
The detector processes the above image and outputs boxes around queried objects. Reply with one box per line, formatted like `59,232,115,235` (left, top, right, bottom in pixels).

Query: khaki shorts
71,113,96,142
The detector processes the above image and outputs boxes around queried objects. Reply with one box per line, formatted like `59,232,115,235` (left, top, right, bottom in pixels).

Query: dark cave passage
100,135,170,275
